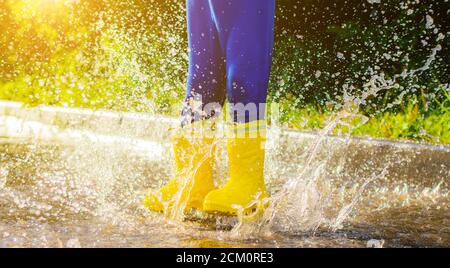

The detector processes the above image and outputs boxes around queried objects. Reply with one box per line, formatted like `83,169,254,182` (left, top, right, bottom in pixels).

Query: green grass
0,3,448,145
274,88,450,144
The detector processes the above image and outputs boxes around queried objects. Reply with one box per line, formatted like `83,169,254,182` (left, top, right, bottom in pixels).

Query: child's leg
210,0,275,123
203,0,275,215
144,0,226,214
183,0,226,126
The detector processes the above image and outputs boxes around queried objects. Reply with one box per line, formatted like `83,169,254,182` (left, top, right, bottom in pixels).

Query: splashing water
0,108,449,247
0,1,449,247
227,110,373,237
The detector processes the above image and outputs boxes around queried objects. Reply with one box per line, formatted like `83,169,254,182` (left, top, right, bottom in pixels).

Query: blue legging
183,0,275,124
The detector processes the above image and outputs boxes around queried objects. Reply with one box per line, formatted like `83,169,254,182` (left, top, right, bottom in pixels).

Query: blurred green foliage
0,0,448,144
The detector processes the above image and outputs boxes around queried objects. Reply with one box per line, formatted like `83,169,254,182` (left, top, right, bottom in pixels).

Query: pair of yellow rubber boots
143,121,268,216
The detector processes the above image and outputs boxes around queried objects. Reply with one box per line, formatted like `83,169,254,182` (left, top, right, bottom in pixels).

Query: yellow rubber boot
143,130,216,214
203,121,268,216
